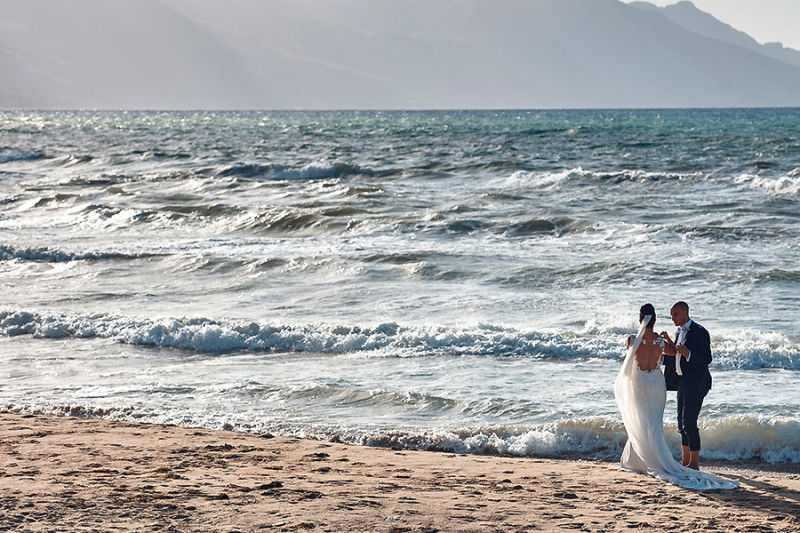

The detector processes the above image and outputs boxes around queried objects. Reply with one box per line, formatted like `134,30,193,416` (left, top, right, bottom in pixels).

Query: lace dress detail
629,336,665,373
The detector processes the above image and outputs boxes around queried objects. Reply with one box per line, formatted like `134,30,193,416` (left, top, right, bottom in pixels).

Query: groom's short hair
673,301,689,312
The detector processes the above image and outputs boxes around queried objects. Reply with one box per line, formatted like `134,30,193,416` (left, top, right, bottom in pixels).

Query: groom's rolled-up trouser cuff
677,386,706,451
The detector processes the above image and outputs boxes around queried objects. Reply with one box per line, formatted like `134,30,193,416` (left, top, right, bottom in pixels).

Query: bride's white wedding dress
614,318,738,490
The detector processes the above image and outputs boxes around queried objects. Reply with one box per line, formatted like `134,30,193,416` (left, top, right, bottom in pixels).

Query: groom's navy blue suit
663,321,712,451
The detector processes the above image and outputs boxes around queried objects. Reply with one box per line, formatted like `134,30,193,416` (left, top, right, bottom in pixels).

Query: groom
660,301,712,470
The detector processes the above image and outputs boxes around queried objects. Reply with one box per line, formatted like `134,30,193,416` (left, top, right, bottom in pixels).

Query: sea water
1,109,798,464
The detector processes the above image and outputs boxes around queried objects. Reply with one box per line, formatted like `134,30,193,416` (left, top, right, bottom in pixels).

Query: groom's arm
685,327,712,367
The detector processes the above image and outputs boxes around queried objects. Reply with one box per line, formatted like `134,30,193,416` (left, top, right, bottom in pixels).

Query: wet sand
1,413,799,532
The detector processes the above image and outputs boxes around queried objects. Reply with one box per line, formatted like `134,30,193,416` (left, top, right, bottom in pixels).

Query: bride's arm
659,331,677,355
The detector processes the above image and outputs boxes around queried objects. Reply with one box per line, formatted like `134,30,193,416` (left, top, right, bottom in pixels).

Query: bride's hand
659,332,677,355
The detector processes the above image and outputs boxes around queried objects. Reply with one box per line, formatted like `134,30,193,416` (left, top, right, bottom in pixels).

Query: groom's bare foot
688,450,700,470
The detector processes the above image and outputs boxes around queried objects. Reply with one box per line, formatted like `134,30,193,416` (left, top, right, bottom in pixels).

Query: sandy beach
0,413,798,532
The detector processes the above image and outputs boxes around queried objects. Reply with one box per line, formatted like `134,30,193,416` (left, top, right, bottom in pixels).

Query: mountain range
2,0,799,109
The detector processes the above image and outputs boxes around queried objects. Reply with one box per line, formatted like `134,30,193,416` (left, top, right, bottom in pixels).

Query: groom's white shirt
675,319,693,375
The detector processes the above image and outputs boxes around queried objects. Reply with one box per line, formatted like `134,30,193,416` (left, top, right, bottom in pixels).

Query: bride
614,304,738,490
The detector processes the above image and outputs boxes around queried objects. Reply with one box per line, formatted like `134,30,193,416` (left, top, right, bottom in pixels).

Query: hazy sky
627,0,800,50
4,0,800,109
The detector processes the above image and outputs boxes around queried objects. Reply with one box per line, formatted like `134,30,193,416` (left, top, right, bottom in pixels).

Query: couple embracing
614,301,738,490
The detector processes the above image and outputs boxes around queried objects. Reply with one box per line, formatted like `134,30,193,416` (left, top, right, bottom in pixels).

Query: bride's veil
613,315,650,433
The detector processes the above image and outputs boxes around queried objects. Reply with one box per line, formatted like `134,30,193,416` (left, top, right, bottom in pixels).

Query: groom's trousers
677,383,708,451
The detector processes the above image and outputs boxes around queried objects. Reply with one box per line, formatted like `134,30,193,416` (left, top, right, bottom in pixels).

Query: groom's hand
676,344,690,358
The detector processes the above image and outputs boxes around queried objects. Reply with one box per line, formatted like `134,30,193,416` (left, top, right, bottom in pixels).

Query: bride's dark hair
640,303,656,328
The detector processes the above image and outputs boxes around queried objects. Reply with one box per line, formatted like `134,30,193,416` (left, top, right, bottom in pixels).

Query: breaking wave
0,150,46,164
505,167,706,188
216,162,391,181
1,309,798,369
0,245,155,263
735,172,800,195
347,415,800,464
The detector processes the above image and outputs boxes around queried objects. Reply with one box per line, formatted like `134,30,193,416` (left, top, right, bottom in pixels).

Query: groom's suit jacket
663,321,712,393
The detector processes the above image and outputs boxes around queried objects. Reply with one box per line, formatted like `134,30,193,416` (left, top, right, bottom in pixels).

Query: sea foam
735,172,800,195
6,402,796,464
300,416,800,464
505,167,704,189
